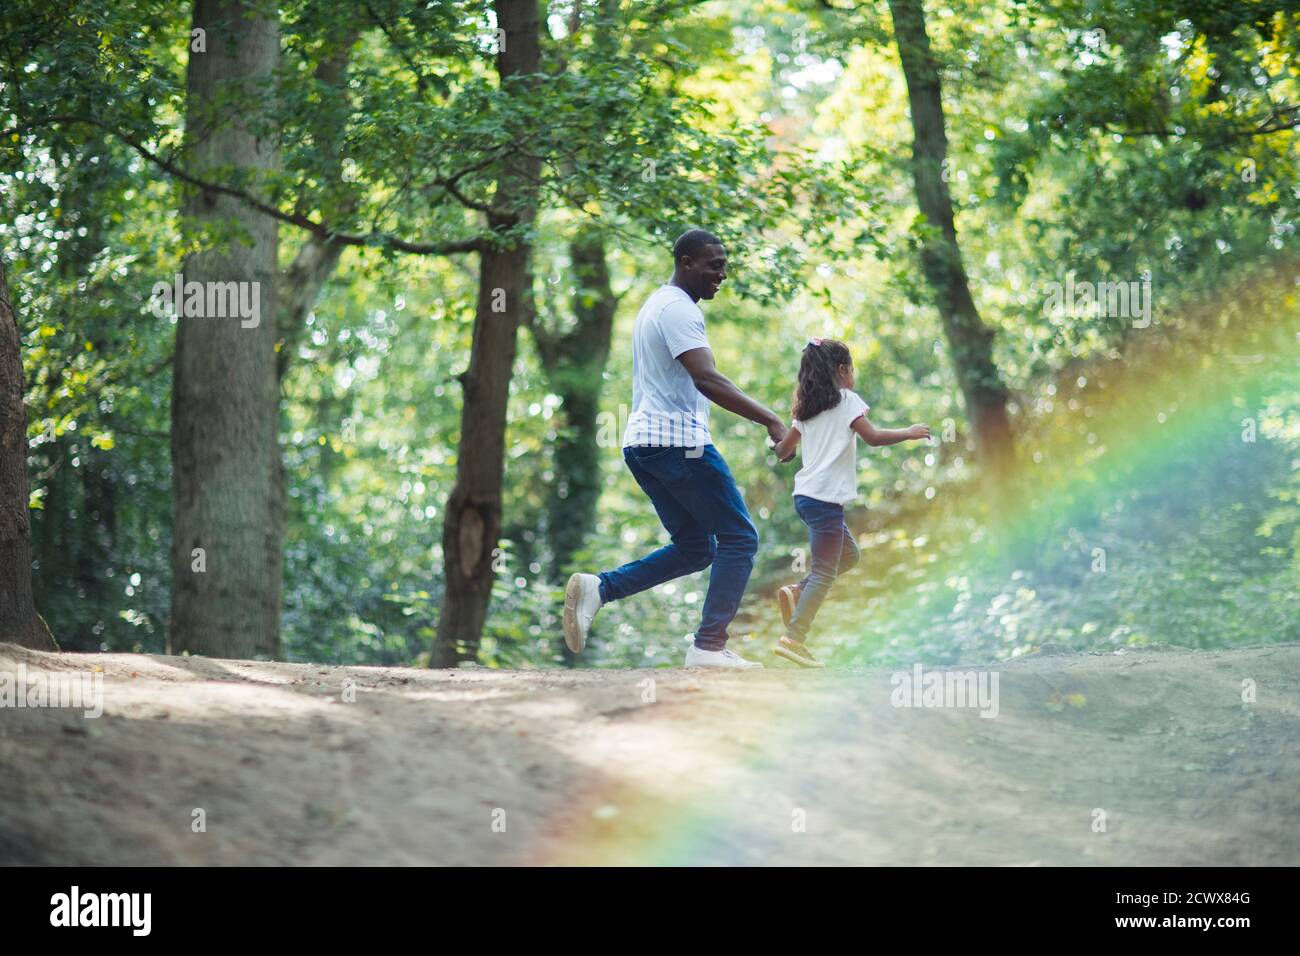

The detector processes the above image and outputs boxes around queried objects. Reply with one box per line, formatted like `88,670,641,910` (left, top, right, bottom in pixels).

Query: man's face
682,244,728,300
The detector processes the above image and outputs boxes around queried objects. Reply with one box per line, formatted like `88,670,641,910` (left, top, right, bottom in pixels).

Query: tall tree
527,0,621,588
0,255,58,650
528,223,619,583
169,0,283,658
887,0,1015,480
432,0,543,667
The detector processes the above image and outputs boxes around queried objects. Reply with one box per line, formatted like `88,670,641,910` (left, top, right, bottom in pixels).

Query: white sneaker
684,643,764,669
562,573,603,653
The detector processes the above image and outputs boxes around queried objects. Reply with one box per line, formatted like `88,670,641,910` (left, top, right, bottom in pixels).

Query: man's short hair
673,228,723,265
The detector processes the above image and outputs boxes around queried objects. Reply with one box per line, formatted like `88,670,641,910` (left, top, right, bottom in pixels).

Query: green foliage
2,0,1295,666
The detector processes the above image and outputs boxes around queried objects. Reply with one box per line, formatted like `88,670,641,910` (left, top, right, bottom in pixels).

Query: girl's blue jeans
786,494,859,642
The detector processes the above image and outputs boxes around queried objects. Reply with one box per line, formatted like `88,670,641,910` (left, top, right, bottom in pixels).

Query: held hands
767,419,797,463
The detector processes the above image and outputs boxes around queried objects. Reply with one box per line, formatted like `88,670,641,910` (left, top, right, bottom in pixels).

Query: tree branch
361,0,440,100
1097,106,1299,142
7,115,489,256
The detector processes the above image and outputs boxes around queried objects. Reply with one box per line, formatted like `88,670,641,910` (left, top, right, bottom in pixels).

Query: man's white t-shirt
792,388,870,505
622,284,712,447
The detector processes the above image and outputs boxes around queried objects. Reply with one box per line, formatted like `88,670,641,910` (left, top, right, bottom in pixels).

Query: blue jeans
785,495,859,642
598,445,759,651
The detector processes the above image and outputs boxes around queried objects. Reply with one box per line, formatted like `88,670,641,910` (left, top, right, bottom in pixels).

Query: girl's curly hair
793,338,852,421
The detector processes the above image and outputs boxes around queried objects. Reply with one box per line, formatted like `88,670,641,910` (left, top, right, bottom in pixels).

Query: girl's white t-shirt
792,389,870,505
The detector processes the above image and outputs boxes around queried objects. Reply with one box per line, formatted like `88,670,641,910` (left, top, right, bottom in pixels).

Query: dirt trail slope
2,642,1297,865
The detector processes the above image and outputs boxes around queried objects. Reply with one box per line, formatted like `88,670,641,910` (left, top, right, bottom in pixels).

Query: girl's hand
908,424,932,441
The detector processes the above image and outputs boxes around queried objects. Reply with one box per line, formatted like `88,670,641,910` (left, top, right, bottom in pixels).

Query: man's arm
851,413,931,446
677,347,787,445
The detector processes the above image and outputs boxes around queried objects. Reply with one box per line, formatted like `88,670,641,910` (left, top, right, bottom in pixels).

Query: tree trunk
277,238,346,383
431,0,542,667
887,0,1015,481
528,0,620,587
169,0,282,659
534,226,617,580
0,256,58,650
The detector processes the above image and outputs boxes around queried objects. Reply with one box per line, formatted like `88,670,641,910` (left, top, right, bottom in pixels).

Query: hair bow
808,337,823,347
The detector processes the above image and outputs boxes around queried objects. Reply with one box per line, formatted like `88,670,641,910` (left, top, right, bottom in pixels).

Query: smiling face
678,243,728,301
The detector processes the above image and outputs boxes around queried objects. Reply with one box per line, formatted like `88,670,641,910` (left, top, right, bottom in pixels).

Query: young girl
770,338,930,667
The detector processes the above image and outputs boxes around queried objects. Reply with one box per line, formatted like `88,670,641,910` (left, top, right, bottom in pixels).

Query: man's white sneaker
684,644,764,669
562,573,603,653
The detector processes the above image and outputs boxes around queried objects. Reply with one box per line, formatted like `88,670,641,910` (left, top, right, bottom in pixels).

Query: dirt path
2,641,1297,865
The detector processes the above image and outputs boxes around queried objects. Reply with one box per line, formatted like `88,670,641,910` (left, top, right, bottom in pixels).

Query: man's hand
767,418,788,448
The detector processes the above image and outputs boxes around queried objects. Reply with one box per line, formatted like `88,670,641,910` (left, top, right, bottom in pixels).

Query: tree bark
0,256,58,650
430,0,542,667
887,0,1015,481
169,0,282,659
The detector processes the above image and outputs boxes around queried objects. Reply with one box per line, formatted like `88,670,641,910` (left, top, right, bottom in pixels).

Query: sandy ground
1,641,1298,866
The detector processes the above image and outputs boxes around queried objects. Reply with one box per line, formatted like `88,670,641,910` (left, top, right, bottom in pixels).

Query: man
562,229,787,668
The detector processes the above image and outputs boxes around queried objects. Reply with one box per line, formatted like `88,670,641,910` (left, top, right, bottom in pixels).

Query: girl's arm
772,424,801,463
851,414,930,446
